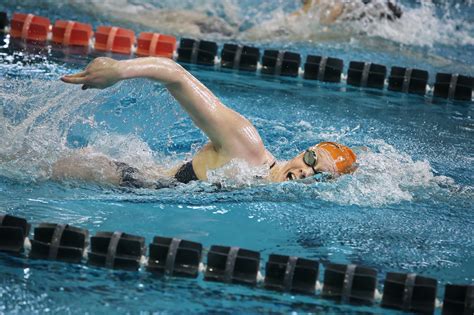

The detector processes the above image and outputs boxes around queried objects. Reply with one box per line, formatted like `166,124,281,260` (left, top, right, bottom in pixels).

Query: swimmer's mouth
286,172,297,181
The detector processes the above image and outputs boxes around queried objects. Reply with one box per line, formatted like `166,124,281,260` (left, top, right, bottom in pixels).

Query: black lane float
220,44,260,72
1,213,473,314
148,236,202,278
30,223,88,263
0,214,30,253
388,67,429,95
303,56,344,83
88,231,146,270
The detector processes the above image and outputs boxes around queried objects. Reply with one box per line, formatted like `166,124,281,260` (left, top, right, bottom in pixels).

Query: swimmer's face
277,146,336,182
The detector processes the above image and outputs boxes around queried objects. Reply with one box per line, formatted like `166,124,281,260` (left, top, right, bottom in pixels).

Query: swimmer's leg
51,149,122,185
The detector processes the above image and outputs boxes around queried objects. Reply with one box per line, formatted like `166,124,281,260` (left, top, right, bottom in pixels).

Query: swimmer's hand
61,57,122,90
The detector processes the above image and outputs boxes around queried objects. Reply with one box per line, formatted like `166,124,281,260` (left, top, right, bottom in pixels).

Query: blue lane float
1,213,473,314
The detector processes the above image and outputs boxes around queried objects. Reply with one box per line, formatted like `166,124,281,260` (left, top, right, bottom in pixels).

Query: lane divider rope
0,213,472,314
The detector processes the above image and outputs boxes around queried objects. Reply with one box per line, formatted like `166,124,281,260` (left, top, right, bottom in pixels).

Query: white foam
88,132,158,169
237,0,474,48
206,158,270,188
32,0,474,49
361,2,474,47
32,0,472,54
316,140,456,207
0,77,100,181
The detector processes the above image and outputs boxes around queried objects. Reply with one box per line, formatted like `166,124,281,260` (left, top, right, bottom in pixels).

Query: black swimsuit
116,159,276,188
115,162,146,188
174,159,276,184
174,161,199,184
115,160,198,187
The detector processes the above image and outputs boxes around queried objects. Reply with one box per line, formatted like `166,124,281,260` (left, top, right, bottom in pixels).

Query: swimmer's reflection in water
56,57,357,188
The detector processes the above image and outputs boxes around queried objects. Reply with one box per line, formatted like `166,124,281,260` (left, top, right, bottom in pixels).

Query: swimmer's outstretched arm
293,0,344,23
62,57,270,164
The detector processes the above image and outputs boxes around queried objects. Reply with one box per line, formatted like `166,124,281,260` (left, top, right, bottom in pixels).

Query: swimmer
56,57,356,188
69,1,237,37
295,0,403,23
241,0,402,42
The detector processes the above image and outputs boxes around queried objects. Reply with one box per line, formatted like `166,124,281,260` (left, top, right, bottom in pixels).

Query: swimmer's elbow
166,67,187,88
154,58,187,87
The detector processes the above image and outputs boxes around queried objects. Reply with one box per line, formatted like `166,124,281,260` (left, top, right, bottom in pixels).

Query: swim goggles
303,149,319,174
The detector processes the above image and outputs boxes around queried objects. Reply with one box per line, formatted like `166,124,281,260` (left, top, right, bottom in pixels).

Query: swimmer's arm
292,0,315,16
62,57,266,158
324,2,344,23
292,0,344,23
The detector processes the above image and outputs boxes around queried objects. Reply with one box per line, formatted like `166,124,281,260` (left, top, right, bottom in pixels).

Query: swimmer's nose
299,169,312,179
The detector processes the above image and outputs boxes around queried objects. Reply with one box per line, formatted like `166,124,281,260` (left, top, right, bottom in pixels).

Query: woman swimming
56,57,356,188
296,0,402,23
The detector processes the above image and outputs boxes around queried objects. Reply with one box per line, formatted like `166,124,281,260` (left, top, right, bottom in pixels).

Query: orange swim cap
316,142,357,174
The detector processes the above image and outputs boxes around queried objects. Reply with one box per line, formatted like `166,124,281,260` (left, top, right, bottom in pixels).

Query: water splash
316,140,457,206
88,132,163,170
0,75,100,181
54,0,474,48
360,2,474,47
0,56,468,208
239,0,474,48
206,158,270,188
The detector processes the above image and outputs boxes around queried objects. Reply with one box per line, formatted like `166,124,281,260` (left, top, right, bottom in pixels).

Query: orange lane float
52,20,93,47
10,13,51,42
94,26,135,55
136,32,177,58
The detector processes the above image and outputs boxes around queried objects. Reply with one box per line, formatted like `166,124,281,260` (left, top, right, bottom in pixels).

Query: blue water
1,0,473,313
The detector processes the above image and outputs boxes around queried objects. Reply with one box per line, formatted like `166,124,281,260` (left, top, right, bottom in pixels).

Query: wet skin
270,146,337,182
60,57,340,185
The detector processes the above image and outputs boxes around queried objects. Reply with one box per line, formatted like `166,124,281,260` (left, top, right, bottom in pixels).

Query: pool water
1,0,473,313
